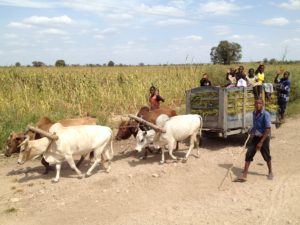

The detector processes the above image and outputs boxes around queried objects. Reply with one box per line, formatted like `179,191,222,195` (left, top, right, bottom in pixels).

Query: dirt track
0,117,300,225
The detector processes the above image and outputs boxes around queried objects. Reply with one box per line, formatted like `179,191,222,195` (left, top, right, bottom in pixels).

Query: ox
135,114,203,164
18,123,113,183
6,116,97,174
115,106,177,140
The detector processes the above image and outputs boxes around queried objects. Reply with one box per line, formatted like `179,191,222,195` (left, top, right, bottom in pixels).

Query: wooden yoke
128,114,166,133
27,125,59,140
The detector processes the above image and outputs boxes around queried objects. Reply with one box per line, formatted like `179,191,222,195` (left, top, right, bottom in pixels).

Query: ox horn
17,135,30,148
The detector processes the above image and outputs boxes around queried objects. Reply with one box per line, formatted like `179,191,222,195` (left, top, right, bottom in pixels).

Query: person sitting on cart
274,70,291,122
200,73,212,86
247,68,259,99
255,64,265,98
225,68,236,88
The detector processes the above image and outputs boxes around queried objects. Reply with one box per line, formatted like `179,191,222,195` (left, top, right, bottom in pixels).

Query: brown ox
115,106,177,140
5,116,97,173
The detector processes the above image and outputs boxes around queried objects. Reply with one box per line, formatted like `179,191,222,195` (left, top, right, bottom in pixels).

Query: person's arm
274,72,280,84
157,95,165,102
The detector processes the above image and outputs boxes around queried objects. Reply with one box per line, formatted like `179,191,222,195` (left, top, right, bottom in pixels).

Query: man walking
236,99,273,182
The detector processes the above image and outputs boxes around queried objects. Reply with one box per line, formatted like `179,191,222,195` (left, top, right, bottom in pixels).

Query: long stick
128,114,166,132
27,125,59,140
218,134,251,190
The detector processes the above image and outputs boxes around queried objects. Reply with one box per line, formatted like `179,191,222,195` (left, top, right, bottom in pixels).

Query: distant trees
55,59,66,67
32,61,45,67
210,40,242,65
15,62,21,67
107,60,115,67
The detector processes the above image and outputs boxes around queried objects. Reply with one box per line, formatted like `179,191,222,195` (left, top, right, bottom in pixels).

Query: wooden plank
27,125,59,140
128,114,166,132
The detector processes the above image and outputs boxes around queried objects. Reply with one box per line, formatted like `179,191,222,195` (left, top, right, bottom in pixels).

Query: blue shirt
276,78,291,101
251,109,271,136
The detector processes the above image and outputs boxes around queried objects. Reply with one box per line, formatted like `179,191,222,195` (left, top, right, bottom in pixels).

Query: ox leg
183,133,196,161
65,156,83,179
75,154,87,168
168,140,178,161
86,152,102,177
160,146,165,164
52,163,61,183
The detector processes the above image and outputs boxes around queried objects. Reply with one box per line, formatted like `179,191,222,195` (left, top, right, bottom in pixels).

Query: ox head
5,132,27,157
115,119,138,140
134,129,156,152
17,136,49,164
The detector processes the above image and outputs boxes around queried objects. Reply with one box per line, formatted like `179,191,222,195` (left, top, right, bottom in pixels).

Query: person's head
256,64,264,73
238,66,244,73
255,99,264,111
283,71,290,80
149,86,156,95
248,68,255,78
203,73,208,80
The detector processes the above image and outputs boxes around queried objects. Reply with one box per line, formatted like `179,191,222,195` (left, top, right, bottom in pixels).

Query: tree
107,60,115,67
15,62,21,67
55,59,66,67
32,61,45,67
210,40,242,65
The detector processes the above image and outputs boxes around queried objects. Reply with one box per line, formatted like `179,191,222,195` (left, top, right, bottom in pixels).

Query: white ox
18,123,113,182
135,114,203,163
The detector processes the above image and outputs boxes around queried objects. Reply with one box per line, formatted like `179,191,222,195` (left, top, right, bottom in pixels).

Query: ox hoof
182,158,188,163
159,161,165,164
85,173,91,178
78,174,84,179
52,178,59,183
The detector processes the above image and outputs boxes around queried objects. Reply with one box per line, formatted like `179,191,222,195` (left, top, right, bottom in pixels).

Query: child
149,86,165,110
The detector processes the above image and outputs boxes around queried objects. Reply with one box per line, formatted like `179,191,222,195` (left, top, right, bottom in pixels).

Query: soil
0,117,299,225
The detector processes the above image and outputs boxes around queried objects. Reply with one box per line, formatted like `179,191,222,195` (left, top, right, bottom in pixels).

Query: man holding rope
236,99,273,182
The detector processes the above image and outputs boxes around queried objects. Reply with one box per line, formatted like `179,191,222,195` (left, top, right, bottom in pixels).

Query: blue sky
0,0,299,66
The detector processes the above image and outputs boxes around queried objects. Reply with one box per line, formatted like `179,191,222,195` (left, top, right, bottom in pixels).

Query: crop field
0,63,299,151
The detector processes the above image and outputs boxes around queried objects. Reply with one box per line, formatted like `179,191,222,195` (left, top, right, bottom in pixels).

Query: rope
218,134,251,190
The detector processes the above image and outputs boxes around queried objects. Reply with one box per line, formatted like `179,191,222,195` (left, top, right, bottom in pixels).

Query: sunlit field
0,63,299,151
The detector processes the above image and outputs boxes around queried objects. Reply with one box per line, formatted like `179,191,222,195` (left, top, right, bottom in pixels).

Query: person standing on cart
274,70,291,122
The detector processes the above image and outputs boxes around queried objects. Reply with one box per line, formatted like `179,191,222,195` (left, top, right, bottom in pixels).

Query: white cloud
198,1,250,15
0,0,55,8
175,35,203,42
156,18,194,26
93,27,118,39
7,22,33,29
137,3,185,17
106,13,134,23
213,25,231,35
262,17,289,26
231,34,255,40
295,19,300,23
3,33,18,39
23,15,72,26
283,38,300,45
39,28,67,35
280,0,300,10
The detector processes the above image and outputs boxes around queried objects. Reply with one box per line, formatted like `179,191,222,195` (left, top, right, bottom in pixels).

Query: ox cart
186,86,279,138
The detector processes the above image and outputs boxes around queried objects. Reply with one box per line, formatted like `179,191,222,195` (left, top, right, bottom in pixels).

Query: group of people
199,64,291,122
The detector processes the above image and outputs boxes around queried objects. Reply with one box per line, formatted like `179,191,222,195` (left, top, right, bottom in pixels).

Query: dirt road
1,117,300,225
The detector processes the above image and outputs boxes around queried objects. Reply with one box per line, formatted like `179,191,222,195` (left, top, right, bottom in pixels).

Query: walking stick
218,134,251,190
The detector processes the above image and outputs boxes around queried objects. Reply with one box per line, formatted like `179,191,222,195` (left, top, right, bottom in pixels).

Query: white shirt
237,78,247,87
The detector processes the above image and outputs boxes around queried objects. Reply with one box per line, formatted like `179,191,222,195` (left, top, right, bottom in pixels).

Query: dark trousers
245,136,271,162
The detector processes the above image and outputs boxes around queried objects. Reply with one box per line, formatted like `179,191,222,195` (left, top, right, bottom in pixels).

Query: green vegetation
0,63,299,151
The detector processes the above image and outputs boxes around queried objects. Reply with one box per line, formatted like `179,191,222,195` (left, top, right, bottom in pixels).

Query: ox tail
108,136,114,160
197,115,203,146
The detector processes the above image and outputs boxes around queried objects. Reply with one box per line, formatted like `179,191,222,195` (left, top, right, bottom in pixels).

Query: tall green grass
0,64,299,151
